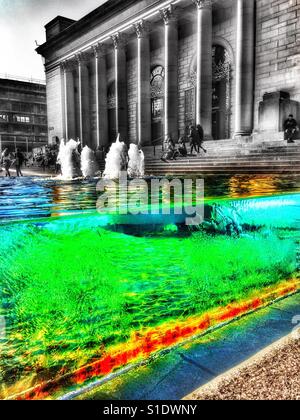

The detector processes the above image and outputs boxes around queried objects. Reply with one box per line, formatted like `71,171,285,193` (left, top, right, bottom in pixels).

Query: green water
0,175,299,399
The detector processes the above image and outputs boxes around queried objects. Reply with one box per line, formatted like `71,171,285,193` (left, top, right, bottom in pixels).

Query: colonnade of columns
60,0,255,148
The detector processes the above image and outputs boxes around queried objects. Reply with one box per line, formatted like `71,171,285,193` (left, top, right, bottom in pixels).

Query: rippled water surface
0,174,300,222
0,174,299,400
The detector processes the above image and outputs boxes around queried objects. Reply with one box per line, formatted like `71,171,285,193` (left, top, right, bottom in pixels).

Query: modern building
0,76,48,153
36,0,300,151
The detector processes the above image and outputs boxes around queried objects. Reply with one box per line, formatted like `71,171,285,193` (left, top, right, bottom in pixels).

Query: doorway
212,45,231,140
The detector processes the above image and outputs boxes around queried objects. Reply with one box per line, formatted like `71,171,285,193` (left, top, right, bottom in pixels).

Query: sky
0,0,107,80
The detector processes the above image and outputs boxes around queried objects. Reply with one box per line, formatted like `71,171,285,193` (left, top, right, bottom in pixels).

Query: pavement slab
75,293,300,401
185,333,300,400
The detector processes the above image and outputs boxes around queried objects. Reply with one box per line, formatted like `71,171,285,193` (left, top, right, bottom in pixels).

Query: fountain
103,134,128,180
57,139,82,179
57,134,145,181
81,146,98,178
127,144,145,178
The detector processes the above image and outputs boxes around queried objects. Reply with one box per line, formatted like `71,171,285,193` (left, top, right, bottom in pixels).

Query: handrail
151,135,165,157
152,135,165,146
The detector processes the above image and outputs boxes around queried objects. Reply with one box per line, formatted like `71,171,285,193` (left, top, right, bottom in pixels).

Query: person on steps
161,136,177,162
196,124,207,153
284,114,299,143
189,126,199,155
177,137,188,157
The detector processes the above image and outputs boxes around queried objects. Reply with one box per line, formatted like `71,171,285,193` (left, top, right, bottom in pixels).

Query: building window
184,88,196,129
151,66,165,121
0,114,8,122
152,98,164,121
151,66,165,142
151,65,165,100
0,100,10,110
35,116,47,125
35,104,46,114
14,115,31,123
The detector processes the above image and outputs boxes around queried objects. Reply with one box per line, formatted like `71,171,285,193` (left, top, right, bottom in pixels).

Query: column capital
61,60,76,72
133,20,151,39
111,33,127,50
75,52,90,66
192,0,213,10
92,43,107,58
160,5,177,25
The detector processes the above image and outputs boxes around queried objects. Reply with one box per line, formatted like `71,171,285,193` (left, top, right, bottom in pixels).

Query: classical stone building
37,0,300,149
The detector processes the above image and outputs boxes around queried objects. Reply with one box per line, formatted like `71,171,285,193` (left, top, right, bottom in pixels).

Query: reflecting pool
0,174,299,400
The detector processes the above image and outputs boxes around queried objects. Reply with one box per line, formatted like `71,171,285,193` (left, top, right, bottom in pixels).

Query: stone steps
100,140,300,176
146,155,300,162
145,149,300,159
146,163,300,169
145,158,300,175
146,167,300,175
143,139,300,175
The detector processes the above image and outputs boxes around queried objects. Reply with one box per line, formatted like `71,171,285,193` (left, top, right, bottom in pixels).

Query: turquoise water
0,174,299,399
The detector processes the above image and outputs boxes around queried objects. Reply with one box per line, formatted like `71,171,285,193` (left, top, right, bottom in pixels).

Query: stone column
77,53,91,147
234,0,255,137
193,0,213,139
134,20,151,146
112,33,128,143
93,44,108,148
161,5,178,141
62,61,76,140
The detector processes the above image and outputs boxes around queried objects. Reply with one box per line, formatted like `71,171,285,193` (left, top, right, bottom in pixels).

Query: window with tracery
151,66,164,121
184,88,196,128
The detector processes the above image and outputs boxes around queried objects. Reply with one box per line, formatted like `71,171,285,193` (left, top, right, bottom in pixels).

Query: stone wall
127,57,138,143
45,67,64,141
255,0,300,130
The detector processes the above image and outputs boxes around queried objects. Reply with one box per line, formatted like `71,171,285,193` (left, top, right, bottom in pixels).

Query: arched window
151,66,165,142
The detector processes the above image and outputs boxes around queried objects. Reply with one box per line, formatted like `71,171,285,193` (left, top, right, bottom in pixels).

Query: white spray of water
127,144,145,178
103,134,128,179
81,146,98,178
57,139,81,179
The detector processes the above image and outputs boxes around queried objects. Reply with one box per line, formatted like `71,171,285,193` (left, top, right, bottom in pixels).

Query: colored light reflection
0,176,299,401
12,279,299,400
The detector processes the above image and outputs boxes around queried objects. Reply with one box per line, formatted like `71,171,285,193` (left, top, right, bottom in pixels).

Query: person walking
196,124,207,153
15,149,25,177
1,149,12,177
189,126,199,155
284,114,299,143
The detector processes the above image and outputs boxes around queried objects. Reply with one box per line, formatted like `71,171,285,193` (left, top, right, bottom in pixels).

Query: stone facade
45,67,64,140
37,0,300,148
254,0,300,131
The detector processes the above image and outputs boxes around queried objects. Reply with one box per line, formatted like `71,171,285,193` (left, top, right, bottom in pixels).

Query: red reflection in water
18,280,298,401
